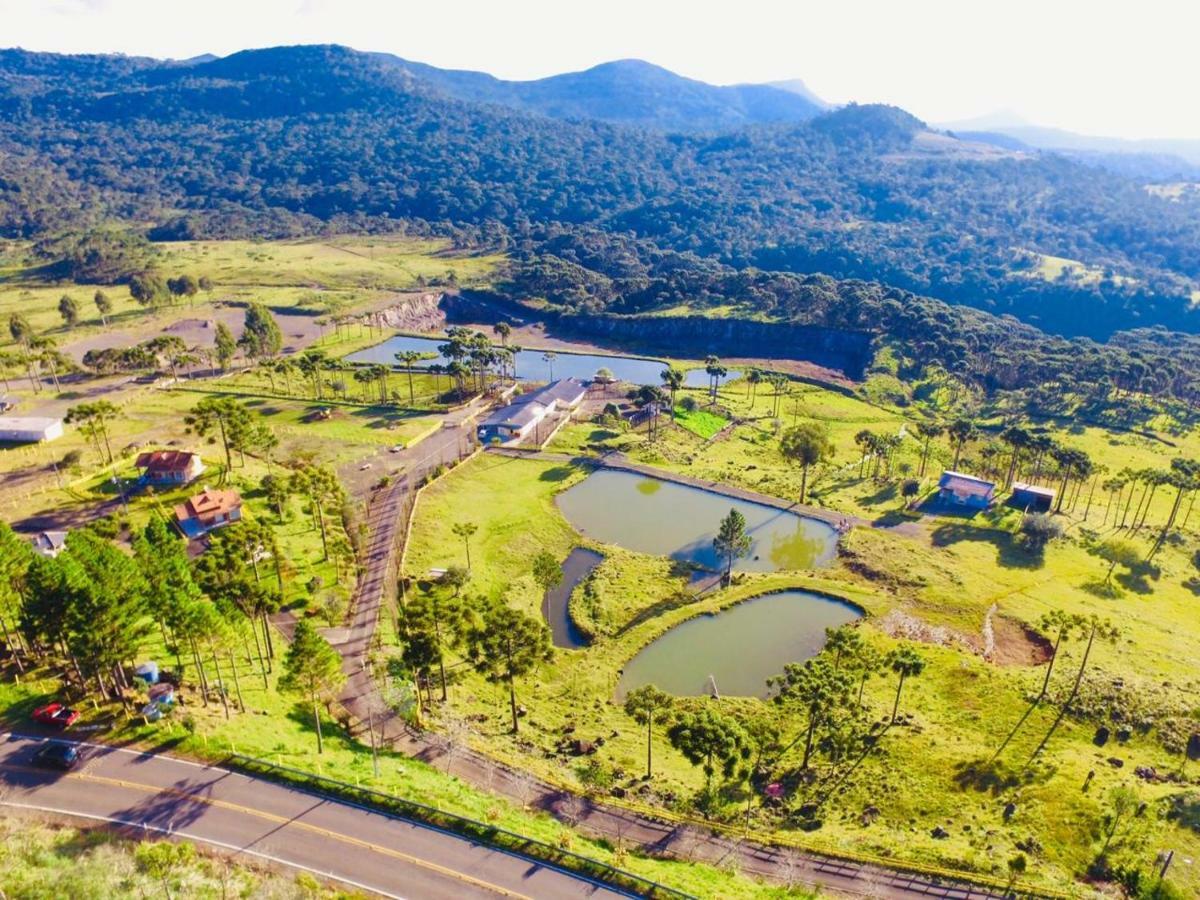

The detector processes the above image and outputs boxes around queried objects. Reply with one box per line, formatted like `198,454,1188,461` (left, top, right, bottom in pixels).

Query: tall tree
0,522,33,672
184,396,252,479
947,419,977,471
93,290,113,325
667,707,752,790
278,619,346,754
660,367,685,420
914,421,943,478
214,322,237,371
712,508,751,581
289,465,345,559
780,422,834,505
886,645,926,723
465,600,552,733
65,400,119,464
238,303,283,360
129,271,168,308
771,656,855,769
452,522,478,569
541,351,557,382
395,350,424,404
623,684,674,779
531,550,562,596
57,294,80,328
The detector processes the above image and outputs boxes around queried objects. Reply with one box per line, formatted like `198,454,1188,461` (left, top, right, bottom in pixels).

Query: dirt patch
988,615,1053,667
877,609,972,652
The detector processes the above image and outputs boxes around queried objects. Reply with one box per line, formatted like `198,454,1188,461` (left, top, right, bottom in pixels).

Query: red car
32,703,80,729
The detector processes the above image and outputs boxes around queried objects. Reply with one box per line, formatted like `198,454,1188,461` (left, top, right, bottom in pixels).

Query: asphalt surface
0,731,626,899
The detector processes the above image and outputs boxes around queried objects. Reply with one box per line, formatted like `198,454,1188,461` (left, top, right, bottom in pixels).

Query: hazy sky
4,0,1196,139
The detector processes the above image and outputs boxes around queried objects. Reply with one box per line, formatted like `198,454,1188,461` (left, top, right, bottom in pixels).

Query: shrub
1020,513,1063,550
679,395,699,412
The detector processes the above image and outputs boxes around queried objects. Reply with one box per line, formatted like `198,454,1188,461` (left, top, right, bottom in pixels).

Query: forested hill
3,44,1200,340
377,56,826,132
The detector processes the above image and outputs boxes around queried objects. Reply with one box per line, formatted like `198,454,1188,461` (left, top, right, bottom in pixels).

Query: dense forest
3,45,1200,342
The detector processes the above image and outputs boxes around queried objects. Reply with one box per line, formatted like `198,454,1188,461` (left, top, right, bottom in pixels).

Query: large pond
616,591,863,698
347,335,666,385
556,469,838,572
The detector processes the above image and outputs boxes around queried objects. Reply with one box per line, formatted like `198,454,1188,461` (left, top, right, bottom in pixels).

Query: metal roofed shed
0,416,63,443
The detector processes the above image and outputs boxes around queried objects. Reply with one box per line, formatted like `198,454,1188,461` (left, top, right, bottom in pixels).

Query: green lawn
672,405,729,439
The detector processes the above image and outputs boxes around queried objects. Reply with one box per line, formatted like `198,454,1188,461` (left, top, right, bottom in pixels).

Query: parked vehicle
31,702,80,729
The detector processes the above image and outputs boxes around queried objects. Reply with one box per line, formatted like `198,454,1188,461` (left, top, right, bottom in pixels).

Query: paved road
0,731,626,899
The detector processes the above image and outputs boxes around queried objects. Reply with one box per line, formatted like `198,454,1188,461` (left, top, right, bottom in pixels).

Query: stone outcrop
365,292,446,333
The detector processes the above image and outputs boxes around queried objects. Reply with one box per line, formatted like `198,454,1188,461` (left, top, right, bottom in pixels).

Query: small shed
31,531,68,558
938,471,996,510
1012,482,1055,512
0,416,63,443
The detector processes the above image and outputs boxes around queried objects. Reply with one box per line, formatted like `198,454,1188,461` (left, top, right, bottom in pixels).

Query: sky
3,0,1197,140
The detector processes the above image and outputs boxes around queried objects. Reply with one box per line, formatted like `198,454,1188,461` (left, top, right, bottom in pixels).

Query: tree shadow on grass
1115,562,1159,595
615,589,700,637
952,757,1036,795
930,523,1046,570
539,465,576,482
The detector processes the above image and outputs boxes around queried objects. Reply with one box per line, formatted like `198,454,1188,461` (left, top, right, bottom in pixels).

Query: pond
542,547,602,650
556,469,838,573
616,591,863,698
683,368,743,389
347,334,666,385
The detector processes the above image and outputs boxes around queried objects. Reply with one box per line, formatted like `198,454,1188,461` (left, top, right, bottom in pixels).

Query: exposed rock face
444,290,874,379
365,292,446,333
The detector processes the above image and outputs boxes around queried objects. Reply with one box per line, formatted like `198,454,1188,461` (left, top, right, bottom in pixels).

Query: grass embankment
0,814,347,899
0,670,804,899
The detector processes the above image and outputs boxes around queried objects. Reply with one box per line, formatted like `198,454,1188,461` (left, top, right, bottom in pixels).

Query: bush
1020,513,1063,550
678,395,699,412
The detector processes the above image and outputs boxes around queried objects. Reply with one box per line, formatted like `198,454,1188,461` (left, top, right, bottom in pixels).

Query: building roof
939,470,996,498
0,416,62,431
479,379,585,432
174,488,242,523
1011,482,1056,498
136,450,200,473
32,531,68,552
521,378,586,407
479,398,551,430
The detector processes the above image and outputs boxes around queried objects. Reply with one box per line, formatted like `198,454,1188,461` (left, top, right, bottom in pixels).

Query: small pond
616,591,863,698
556,469,838,573
683,368,742,389
347,334,666,385
542,547,602,650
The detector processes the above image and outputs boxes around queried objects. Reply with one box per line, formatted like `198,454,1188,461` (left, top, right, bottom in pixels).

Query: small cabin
1011,482,1055,512
938,471,996,510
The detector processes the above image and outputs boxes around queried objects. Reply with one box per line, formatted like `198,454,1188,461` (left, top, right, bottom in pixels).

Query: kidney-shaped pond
556,469,837,572
617,591,863,699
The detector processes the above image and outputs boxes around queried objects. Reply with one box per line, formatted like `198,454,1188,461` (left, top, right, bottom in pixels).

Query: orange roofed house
136,450,205,486
174,488,242,538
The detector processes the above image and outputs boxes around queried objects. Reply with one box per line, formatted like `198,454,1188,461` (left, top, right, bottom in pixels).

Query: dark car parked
33,742,79,771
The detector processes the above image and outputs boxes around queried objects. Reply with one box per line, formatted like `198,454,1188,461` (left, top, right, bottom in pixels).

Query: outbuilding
1011,482,1055,512
937,471,996,510
0,416,63,443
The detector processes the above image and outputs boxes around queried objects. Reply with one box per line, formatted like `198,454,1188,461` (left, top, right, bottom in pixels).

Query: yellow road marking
1,761,531,899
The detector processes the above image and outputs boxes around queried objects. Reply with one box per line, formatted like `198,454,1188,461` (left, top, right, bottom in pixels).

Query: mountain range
2,43,1199,341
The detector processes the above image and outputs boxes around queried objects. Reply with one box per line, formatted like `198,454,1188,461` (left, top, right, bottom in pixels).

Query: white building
0,416,64,443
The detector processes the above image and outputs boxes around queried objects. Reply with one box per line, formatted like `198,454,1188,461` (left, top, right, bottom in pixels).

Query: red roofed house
174,488,242,537
136,450,205,486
